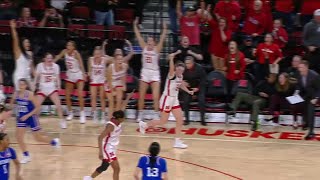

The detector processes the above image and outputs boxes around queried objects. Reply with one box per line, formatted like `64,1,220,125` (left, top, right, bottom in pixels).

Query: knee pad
96,161,110,173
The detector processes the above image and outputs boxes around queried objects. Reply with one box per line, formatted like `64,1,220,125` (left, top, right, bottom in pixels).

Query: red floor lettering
145,127,167,134
279,132,304,140
224,130,249,138
250,131,277,139
197,128,224,136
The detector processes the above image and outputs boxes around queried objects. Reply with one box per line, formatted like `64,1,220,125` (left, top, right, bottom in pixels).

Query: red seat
71,6,90,19
87,24,105,39
0,20,11,34
114,8,135,25
108,25,126,40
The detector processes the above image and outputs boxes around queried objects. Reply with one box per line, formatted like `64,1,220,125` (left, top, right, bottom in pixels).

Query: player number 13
147,167,159,177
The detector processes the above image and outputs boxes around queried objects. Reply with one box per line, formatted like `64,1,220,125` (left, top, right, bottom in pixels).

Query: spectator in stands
90,0,117,27
240,35,256,75
38,7,64,28
207,15,232,73
16,7,38,27
0,0,17,20
227,73,276,131
274,0,295,31
265,73,295,127
180,56,206,126
26,0,49,20
242,0,267,44
213,0,241,32
223,41,246,103
50,0,68,11
171,36,203,62
286,55,302,83
177,6,203,46
272,19,288,49
294,60,320,140
255,34,283,81
298,0,320,26
302,9,320,73
169,0,179,45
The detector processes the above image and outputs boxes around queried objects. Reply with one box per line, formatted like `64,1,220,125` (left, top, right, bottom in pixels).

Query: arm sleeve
198,66,207,90
10,148,17,160
137,156,145,168
162,159,168,173
239,53,246,72
303,23,311,46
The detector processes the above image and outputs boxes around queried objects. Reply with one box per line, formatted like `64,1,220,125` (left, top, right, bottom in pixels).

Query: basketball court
5,117,320,180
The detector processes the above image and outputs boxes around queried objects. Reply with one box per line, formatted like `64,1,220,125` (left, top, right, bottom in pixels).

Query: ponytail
148,142,160,168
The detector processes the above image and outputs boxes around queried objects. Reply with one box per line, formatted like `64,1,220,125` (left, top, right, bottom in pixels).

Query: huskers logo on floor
136,127,320,141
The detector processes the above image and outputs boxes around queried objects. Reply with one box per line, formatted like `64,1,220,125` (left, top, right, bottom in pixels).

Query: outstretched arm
10,20,21,60
123,39,134,63
133,18,146,49
168,54,175,78
156,22,168,53
54,49,66,62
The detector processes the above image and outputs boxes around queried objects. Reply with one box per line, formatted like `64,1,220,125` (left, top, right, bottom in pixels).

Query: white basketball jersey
141,48,159,71
162,75,183,97
90,57,106,83
14,54,32,79
103,120,122,146
36,62,59,88
111,63,127,87
65,52,81,73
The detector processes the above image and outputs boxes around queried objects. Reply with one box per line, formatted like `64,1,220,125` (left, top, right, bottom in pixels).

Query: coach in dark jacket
180,56,206,126
295,60,320,140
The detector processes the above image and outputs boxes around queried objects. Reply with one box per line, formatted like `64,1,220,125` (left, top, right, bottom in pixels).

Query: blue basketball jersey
0,147,17,180
137,156,167,180
16,91,34,118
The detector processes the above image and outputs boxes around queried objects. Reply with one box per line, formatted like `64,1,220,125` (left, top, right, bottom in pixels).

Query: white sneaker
60,120,67,129
139,121,147,134
136,111,144,123
83,176,93,180
20,155,31,164
66,112,73,121
173,139,188,149
80,111,86,124
52,138,61,149
92,111,98,124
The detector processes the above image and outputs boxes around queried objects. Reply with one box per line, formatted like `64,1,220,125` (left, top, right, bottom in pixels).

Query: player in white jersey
83,91,134,180
88,46,111,123
106,53,128,112
10,20,34,90
133,18,167,122
34,53,67,129
139,52,193,149
54,41,87,124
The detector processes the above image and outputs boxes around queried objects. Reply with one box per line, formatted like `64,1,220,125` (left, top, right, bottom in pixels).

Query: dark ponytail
113,110,125,119
0,133,7,141
148,142,160,168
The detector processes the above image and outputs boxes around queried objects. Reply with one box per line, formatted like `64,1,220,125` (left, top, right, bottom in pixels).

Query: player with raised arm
83,91,134,180
134,18,167,122
139,52,193,149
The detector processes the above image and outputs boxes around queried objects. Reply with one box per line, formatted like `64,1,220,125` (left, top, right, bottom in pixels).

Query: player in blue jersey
0,133,22,180
134,142,168,180
9,78,60,164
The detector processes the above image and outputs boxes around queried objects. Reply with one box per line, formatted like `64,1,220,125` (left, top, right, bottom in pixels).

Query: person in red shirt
242,0,267,44
242,0,273,32
16,7,38,27
299,0,320,26
213,0,241,32
208,16,232,73
255,33,283,81
223,41,246,102
178,6,203,46
272,19,288,49
274,0,295,31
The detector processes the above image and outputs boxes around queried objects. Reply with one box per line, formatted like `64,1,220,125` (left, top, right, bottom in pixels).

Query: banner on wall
38,105,320,127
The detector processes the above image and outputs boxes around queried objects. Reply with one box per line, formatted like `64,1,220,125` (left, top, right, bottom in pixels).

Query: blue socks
23,151,29,156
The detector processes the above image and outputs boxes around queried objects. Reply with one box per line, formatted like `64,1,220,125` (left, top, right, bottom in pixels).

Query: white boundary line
4,129,320,147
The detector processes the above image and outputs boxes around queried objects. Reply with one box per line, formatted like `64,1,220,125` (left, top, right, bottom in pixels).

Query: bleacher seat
205,71,227,109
